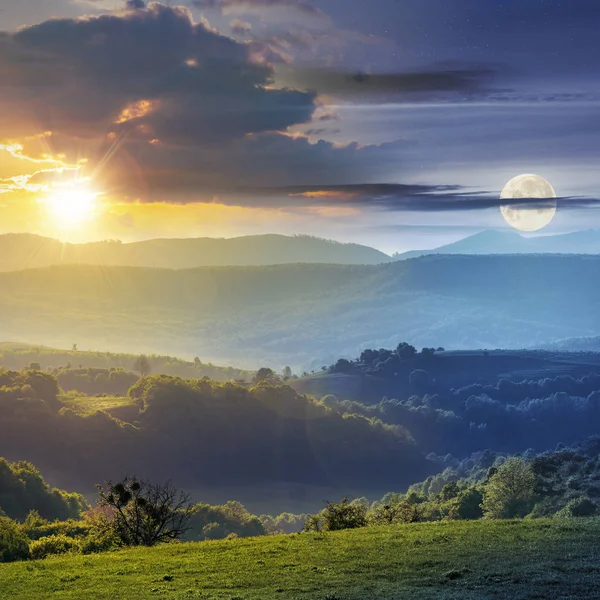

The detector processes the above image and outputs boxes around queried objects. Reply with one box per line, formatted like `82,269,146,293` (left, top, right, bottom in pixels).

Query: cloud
1,4,394,201
279,65,502,103
126,0,146,8
231,183,600,212
191,0,323,17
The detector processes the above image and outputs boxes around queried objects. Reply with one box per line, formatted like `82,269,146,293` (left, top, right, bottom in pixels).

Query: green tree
0,517,30,562
482,458,536,519
555,497,597,518
133,355,151,378
446,487,484,520
28,362,41,371
253,367,275,384
282,366,293,379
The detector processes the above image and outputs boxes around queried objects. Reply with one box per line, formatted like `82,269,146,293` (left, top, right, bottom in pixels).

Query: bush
29,534,80,560
0,517,30,562
321,498,368,531
555,497,597,518
446,487,484,521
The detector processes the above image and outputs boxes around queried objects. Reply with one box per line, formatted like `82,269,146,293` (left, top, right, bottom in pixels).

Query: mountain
0,233,391,271
2,254,600,369
394,229,600,258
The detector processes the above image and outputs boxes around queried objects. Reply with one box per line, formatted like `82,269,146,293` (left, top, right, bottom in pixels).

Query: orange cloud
116,99,159,124
289,190,358,200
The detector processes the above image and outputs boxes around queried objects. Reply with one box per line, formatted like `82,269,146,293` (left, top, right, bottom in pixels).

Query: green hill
2,519,599,599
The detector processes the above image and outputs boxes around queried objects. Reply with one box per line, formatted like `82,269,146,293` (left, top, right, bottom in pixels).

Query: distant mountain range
4,229,600,272
395,229,600,259
0,233,391,271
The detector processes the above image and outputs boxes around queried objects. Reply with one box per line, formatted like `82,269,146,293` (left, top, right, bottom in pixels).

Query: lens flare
44,185,98,226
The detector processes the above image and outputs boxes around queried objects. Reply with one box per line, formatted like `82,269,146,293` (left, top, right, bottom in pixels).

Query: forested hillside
1,255,600,368
0,368,427,498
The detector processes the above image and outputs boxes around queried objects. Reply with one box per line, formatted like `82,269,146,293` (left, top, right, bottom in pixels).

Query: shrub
321,498,368,531
29,534,80,560
0,517,30,562
303,514,325,533
555,497,597,518
446,487,484,521
202,522,226,540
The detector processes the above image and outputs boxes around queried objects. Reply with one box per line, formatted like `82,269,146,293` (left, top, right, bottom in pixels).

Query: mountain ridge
395,228,600,259
0,233,392,271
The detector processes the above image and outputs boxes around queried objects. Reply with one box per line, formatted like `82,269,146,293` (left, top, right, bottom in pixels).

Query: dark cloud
1,4,316,142
125,0,146,9
229,183,600,212
0,4,399,200
282,65,503,102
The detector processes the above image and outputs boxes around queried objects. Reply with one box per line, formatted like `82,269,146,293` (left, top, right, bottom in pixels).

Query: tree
133,355,151,378
331,358,353,374
396,342,417,360
72,344,78,352
482,457,536,519
370,503,403,525
0,516,30,562
96,476,194,547
282,366,293,380
253,367,275,384
28,362,41,371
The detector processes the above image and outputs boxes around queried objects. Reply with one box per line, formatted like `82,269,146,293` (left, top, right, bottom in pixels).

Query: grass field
2,519,600,600
59,395,136,417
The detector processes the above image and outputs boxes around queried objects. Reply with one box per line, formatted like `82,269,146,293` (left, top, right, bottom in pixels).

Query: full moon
500,174,557,232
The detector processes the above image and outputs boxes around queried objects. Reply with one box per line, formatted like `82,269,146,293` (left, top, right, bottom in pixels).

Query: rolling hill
0,233,391,271
1,254,599,369
2,519,600,600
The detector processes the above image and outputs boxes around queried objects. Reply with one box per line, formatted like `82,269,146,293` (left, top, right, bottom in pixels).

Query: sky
1,0,600,253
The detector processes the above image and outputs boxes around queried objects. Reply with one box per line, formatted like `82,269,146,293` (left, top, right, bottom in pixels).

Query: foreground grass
2,519,600,600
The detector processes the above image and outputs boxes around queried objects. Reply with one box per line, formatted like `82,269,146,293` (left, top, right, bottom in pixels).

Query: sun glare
44,185,98,226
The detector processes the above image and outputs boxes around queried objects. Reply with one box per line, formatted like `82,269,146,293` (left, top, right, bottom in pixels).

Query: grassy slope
59,395,136,417
2,519,600,600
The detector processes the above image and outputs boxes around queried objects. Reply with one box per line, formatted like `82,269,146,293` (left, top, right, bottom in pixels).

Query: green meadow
2,519,599,600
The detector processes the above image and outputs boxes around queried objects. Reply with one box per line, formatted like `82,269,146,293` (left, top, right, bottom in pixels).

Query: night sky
1,0,599,252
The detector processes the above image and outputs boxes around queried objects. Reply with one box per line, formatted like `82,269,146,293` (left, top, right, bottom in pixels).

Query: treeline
302,437,600,533
0,459,87,522
4,437,600,563
0,459,276,562
0,369,428,491
319,369,600,456
0,346,251,384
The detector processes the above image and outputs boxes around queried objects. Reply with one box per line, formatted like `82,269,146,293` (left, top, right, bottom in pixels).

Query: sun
44,185,98,226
